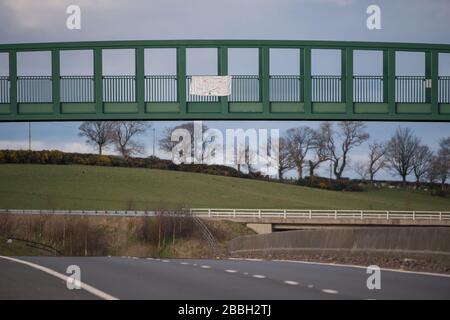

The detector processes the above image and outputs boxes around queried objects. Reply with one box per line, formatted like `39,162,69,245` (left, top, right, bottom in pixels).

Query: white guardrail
189,208,450,221
0,209,158,217
1,208,450,221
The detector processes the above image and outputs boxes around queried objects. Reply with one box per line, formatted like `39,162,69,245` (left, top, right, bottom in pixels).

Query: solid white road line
284,280,299,285
322,289,339,294
272,259,450,278
0,256,118,300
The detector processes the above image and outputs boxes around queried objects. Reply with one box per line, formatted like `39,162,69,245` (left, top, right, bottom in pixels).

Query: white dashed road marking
225,269,238,273
322,289,339,294
284,281,299,285
252,274,266,279
200,265,211,269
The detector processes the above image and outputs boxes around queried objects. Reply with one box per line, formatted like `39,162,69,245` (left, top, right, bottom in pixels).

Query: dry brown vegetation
0,213,253,258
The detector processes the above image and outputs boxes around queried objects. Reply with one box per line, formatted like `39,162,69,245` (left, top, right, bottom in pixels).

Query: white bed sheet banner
189,76,232,96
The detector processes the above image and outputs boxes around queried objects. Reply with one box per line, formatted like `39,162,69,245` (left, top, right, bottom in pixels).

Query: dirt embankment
0,214,253,258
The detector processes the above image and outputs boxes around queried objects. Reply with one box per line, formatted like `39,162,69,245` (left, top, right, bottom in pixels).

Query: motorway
0,256,449,300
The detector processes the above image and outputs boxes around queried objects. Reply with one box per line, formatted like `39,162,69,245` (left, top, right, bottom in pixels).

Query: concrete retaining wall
228,227,450,263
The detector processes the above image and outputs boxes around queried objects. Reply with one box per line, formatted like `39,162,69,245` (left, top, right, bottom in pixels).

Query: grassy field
0,164,449,210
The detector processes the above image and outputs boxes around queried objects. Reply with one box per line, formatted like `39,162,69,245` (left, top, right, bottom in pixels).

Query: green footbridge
0,40,449,121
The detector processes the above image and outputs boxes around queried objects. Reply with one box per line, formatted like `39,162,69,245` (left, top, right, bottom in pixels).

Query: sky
0,0,449,181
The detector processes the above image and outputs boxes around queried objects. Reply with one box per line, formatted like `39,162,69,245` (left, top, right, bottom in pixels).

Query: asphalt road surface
0,256,449,300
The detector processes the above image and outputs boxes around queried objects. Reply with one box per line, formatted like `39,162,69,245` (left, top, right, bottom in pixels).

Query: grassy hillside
0,164,449,210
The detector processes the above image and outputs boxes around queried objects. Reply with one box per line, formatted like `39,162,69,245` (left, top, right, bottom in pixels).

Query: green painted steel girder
0,39,449,122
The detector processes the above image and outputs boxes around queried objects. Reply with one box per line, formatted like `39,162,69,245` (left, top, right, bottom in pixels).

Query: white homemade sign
189,76,232,96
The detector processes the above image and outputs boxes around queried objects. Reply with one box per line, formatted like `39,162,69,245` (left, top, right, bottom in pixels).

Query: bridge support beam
342,48,353,115
385,49,396,115
177,47,187,116
428,51,439,115
94,48,103,115
218,46,229,115
51,49,60,115
8,50,17,116
135,47,145,115
301,47,312,115
259,47,270,115
246,223,273,234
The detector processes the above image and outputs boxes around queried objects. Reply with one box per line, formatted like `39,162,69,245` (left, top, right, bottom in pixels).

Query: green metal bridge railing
145,75,177,102
353,76,383,103
60,75,95,103
438,76,450,104
0,39,449,121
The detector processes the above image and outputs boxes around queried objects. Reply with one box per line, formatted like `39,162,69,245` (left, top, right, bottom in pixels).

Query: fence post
334,210,337,219
360,210,363,220
233,209,236,218
386,211,389,220
258,209,261,219
208,208,211,218
440,212,442,221
309,210,312,219
413,211,415,220
284,209,287,219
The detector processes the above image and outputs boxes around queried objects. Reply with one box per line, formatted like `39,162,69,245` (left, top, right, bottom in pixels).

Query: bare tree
235,142,245,174
277,137,294,181
431,137,450,190
367,141,387,184
353,161,368,181
244,144,258,175
112,121,150,159
307,124,330,181
385,127,420,186
412,144,433,187
324,121,370,180
285,127,316,181
78,121,115,155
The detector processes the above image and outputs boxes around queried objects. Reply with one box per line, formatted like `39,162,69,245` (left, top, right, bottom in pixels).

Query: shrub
95,155,112,166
